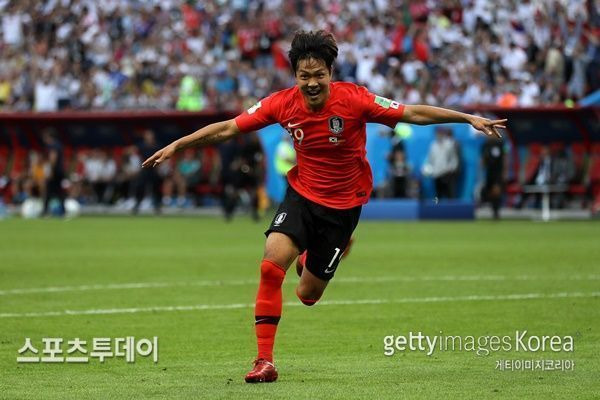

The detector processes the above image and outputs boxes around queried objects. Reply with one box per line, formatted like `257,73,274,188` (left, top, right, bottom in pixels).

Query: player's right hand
142,143,177,168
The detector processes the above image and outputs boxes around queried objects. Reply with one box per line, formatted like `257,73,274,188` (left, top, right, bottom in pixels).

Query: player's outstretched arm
142,119,241,168
402,105,506,138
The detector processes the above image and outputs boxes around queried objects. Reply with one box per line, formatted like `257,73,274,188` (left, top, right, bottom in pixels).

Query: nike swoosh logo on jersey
287,122,301,128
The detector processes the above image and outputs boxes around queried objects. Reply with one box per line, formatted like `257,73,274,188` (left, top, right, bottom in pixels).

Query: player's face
295,58,332,111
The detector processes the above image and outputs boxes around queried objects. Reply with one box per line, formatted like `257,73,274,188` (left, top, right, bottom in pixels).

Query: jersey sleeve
356,86,405,128
234,94,279,133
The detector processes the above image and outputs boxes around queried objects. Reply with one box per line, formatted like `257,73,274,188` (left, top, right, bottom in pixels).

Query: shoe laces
253,358,274,368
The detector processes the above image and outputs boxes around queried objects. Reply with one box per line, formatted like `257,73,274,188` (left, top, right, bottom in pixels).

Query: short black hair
288,30,338,73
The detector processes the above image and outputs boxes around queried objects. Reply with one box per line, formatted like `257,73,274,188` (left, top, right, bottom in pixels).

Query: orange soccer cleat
244,358,278,383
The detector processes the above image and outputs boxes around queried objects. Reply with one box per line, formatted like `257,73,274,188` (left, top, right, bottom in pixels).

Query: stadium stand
0,0,599,214
0,0,598,112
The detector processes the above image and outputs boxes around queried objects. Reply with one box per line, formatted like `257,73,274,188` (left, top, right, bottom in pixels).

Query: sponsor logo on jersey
247,101,262,114
374,96,401,109
328,116,344,135
273,212,287,226
328,137,346,145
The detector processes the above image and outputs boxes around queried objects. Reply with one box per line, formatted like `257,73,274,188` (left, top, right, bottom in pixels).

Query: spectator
34,72,59,112
388,146,411,198
236,133,265,221
480,136,507,219
422,127,460,199
173,148,201,206
41,130,65,216
551,146,575,208
274,133,295,185
113,147,141,205
133,130,162,214
84,149,116,204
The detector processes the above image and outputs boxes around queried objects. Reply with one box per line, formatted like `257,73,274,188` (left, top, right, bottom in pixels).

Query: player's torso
276,87,366,159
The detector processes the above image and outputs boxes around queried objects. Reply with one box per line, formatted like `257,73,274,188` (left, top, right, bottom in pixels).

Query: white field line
1,274,599,296
0,291,598,319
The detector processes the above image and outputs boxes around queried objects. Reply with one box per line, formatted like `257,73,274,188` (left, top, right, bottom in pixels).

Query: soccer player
142,30,506,383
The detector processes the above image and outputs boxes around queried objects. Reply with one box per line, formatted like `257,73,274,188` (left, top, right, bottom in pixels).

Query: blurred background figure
83,149,116,205
480,136,506,219
535,146,553,187
274,133,295,188
518,145,555,209
388,144,411,198
41,129,65,216
22,151,47,201
114,146,141,208
219,137,243,221
176,74,204,111
236,133,265,221
171,148,201,207
550,144,575,209
217,133,265,221
133,130,162,214
422,127,460,199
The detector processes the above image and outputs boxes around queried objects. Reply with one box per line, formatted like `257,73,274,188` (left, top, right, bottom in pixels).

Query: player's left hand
142,143,177,168
468,116,507,138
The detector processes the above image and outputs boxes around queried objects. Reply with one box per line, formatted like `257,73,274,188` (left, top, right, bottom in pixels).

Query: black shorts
265,185,361,281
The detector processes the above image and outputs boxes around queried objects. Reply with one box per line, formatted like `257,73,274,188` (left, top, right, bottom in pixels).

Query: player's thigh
305,206,361,280
305,230,352,280
263,186,309,270
263,232,300,271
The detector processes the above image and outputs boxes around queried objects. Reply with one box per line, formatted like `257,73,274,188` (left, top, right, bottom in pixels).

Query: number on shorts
324,247,342,274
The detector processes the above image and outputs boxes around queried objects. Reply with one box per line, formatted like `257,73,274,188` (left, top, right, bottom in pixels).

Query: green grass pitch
0,216,599,399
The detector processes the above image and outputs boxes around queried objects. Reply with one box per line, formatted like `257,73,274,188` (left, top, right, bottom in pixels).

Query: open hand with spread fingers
468,117,507,138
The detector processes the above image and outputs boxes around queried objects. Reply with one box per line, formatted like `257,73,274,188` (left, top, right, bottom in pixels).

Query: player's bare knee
296,286,322,306
263,233,298,269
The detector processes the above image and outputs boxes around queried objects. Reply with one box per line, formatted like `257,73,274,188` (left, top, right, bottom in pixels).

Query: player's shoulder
330,81,372,114
260,86,299,114
332,81,369,95
266,86,299,103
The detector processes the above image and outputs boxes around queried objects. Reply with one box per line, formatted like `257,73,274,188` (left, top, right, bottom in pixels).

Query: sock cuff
261,259,287,275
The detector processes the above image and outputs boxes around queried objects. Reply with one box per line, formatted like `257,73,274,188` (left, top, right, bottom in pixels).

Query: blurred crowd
5,129,266,217
1,0,599,113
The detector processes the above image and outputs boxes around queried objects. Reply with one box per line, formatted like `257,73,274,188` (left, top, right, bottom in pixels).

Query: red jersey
235,81,405,209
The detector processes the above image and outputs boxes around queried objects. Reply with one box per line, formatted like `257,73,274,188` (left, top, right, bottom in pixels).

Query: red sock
254,259,286,363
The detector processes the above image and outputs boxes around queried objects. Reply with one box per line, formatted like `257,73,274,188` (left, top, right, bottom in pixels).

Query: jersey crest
328,116,344,135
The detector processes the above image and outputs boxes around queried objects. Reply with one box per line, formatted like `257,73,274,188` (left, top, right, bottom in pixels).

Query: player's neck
303,91,331,113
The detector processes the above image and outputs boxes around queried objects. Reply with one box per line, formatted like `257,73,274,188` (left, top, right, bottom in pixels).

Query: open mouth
306,88,321,99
